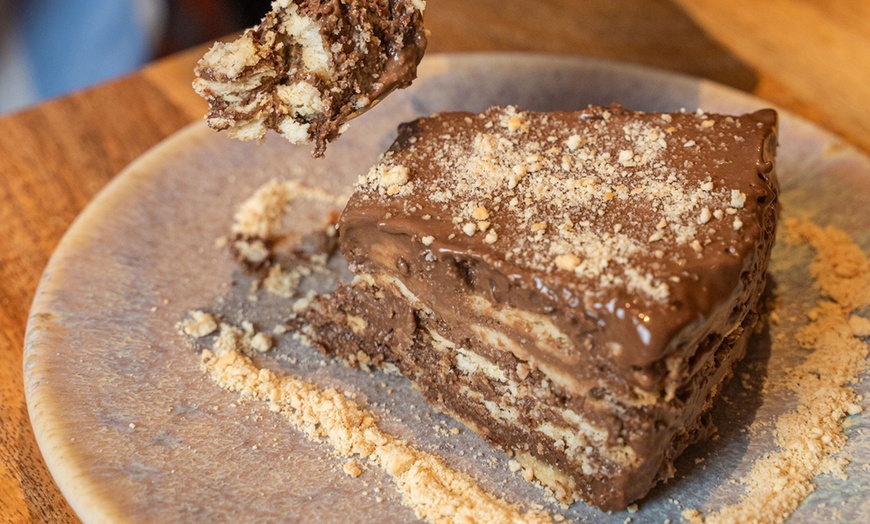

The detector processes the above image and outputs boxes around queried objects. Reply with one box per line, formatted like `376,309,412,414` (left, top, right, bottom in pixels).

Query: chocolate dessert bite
298,105,779,510
193,0,427,157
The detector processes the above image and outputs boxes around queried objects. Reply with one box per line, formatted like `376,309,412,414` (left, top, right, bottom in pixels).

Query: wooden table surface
2,1,868,521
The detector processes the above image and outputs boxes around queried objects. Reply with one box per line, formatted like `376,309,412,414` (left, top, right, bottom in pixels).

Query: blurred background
0,0,760,117
0,0,271,115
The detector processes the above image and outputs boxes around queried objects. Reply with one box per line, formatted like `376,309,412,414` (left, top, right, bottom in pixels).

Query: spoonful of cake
193,0,427,158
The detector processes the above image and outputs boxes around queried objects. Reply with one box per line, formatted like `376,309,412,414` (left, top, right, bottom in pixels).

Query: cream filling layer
423,328,635,469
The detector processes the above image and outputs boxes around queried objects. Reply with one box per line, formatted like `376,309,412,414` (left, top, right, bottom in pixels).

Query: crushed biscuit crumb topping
354,106,766,302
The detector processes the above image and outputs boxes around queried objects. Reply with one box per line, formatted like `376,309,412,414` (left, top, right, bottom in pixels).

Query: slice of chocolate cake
299,105,778,510
193,0,427,156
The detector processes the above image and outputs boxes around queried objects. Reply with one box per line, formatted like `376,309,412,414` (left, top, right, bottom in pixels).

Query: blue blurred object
0,0,166,114
21,0,155,98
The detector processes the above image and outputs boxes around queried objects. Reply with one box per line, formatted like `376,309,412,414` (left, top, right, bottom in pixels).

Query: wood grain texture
673,0,870,152
424,0,760,91
1,1,867,521
0,75,199,524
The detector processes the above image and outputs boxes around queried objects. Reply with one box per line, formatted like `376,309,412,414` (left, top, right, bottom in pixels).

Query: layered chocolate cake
298,105,779,510
193,0,427,156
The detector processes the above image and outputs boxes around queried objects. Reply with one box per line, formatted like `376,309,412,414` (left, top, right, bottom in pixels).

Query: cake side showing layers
298,105,779,510
193,0,427,156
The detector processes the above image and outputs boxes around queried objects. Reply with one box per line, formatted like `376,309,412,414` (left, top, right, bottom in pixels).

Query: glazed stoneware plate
24,54,870,523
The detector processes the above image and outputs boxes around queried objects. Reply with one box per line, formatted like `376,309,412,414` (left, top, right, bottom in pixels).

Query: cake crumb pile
194,318,551,524
230,179,343,265
689,218,870,523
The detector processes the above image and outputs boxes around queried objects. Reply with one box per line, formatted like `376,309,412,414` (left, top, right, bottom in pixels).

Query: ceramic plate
24,54,870,523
